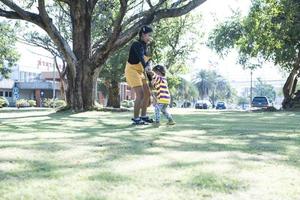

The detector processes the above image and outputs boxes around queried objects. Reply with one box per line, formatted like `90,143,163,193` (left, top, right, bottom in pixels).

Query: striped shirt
151,73,170,104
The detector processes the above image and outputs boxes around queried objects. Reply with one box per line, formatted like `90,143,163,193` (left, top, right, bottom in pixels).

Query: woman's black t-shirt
128,40,149,68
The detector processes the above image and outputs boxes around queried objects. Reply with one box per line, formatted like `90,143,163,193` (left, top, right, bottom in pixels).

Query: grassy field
0,108,300,200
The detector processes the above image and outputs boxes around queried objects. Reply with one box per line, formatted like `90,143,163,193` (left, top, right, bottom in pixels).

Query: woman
125,26,154,125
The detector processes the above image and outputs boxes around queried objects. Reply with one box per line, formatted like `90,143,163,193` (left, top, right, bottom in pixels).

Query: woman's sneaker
141,116,154,123
132,118,147,125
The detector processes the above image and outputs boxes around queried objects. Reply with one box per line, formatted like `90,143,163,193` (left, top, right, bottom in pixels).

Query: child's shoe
167,119,176,125
153,121,161,127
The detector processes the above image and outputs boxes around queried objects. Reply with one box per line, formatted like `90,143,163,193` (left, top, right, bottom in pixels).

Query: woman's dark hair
153,65,166,76
139,25,153,38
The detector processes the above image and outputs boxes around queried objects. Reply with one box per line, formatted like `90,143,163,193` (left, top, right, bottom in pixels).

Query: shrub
53,100,67,108
43,98,66,108
43,98,52,107
121,100,134,108
16,99,30,108
0,97,9,108
28,100,37,107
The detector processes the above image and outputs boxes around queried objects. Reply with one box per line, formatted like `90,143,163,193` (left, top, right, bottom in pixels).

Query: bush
265,106,278,112
121,100,134,108
16,99,30,108
53,100,67,108
28,100,37,107
121,100,128,108
0,97,9,108
43,98,52,107
43,98,66,108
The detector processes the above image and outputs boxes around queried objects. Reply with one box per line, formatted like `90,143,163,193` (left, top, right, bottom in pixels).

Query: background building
0,42,61,106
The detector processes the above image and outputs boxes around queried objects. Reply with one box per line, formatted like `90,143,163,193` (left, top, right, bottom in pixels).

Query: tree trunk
64,1,95,111
106,80,120,108
65,63,100,111
59,78,67,102
282,64,300,109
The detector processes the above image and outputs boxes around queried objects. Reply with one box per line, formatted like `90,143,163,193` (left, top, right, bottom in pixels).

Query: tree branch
56,0,70,5
123,0,167,27
109,0,128,43
0,0,43,23
145,0,153,8
54,55,67,79
153,0,206,20
37,0,76,74
125,0,206,42
89,0,99,11
171,0,189,8
0,9,22,20
56,1,70,18
91,0,128,68
92,0,205,69
0,0,76,75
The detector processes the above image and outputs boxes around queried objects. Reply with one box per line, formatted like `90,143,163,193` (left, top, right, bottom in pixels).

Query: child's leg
161,104,173,121
154,104,161,123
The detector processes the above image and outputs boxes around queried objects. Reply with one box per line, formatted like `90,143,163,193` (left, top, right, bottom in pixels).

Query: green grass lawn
0,109,300,200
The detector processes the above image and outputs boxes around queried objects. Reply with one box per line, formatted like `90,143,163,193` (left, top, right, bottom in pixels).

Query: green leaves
193,69,234,103
0,22,19,78
208,14,243,57
208,0,300,71
253,78,277,101
151,14,202,99
151,14,201,68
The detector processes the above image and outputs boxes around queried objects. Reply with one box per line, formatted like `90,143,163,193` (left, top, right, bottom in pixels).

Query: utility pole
250,69,253,109
52,57,56,108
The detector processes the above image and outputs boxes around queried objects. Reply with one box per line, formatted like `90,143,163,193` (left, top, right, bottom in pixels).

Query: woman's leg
141,83,151,117
133,86,144,119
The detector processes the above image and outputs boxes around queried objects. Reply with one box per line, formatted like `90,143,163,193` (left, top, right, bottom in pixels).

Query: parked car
216,101,226,110
195,100,210,109
251,96,270,108
181,101,191,108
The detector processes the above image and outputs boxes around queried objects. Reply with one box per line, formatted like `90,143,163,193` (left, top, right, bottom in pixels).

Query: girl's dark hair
139,25,153,38
153,65,166,76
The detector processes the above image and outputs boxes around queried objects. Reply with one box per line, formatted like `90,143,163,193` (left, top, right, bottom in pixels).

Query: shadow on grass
0,110,300,184
0,159,61,181
88,171,131,183
187,172,247,194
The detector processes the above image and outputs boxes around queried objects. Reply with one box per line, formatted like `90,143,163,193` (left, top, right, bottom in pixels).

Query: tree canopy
0,22,19,78
0,0,206,111
207,0,300,109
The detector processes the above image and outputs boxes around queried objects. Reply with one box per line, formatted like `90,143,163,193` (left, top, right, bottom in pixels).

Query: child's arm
151,73,161,86
151,91,158,106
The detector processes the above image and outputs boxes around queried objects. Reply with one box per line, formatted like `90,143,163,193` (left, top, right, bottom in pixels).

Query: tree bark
282,63,300,109
106,80,120,108
67,1,94,111
59,79,67,101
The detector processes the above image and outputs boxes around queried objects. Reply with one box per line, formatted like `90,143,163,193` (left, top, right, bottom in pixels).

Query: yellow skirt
125,62,147,88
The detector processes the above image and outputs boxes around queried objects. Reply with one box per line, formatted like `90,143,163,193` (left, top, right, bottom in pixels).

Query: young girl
150,65,176,126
